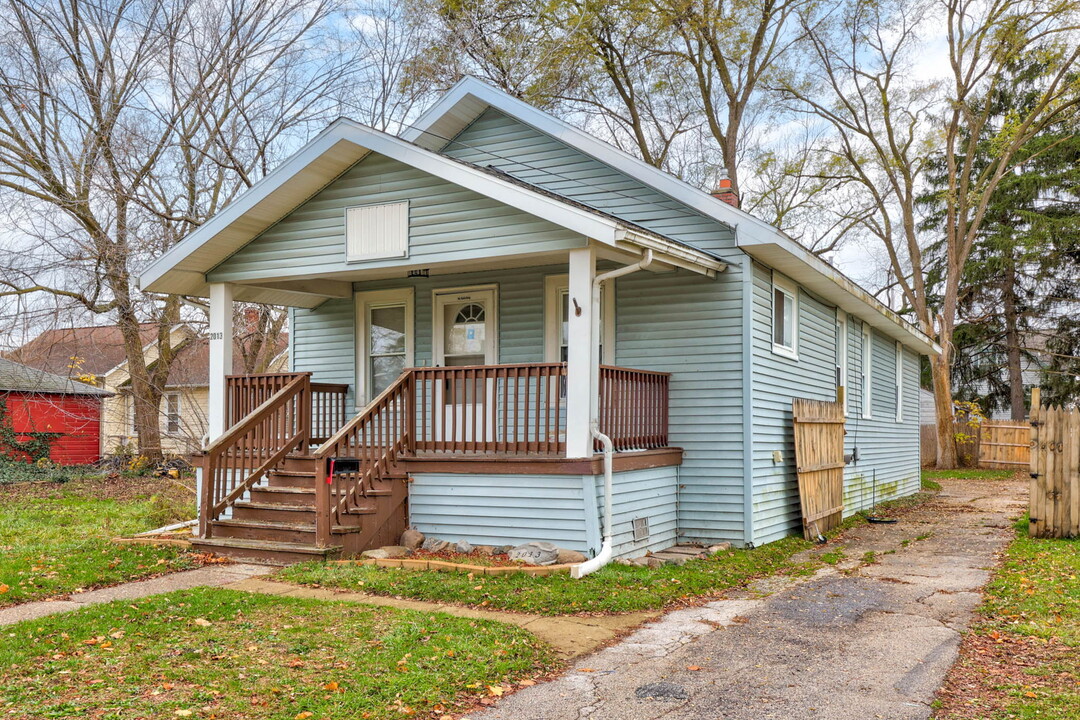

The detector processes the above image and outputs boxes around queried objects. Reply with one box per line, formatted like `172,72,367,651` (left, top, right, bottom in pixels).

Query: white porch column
566,247,597,457
208,282,234,442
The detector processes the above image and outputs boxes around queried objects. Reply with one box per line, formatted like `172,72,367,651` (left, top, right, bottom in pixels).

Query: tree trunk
1002,262,1026,421
932,352,958,468
117,309,164,461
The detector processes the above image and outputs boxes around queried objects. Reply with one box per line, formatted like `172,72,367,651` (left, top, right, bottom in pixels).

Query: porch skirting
409,466,678,559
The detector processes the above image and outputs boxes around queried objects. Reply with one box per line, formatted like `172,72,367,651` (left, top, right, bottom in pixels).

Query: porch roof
139,120,724,307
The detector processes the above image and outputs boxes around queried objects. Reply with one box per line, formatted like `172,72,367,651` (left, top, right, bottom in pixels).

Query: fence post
1029,388,1041,537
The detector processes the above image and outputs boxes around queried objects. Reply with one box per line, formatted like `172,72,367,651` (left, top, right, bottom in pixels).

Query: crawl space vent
632,517,649,541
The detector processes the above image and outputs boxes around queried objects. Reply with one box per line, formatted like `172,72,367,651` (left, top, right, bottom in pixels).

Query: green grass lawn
921,468,1016,482
280,536,816,615
0,475,198,606
0,587,553,719
934,518,1080,719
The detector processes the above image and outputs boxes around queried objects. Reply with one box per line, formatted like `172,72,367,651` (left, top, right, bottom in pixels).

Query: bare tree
0,0,347,458
778,0,1080,467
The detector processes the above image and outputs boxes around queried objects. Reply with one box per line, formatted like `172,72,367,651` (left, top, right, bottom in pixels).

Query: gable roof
139,120,724,302
406,77,940,356
4,324,159,378
0,357,112,396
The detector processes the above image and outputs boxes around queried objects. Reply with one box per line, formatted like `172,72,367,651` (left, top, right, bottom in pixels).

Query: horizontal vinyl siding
442,109,738,255
616,268,746,543
207,153,584,283
291,297,357,408
843,322,921,513
750,263,837,544
409,473,590,550
596,466,679,557
748,261,924,544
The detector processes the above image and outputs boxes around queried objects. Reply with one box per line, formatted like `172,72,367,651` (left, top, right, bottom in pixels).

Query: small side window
165,393,181,434
895,342,904,423
771,275,798,360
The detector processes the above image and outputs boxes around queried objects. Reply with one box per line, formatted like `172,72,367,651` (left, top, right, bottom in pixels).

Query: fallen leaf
519,679,536,687
578,668,595,673
0,584,8,594
323,681,339,691
1024,691,1037,698
296,713,314,719
687,665,703,671
193,618,212,627
487,685,504,697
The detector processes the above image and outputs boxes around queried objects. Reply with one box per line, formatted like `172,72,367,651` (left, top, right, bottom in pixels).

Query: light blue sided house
141,78,940,565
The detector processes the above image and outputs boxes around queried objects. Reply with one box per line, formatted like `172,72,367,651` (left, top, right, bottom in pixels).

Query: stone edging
334,558,581,576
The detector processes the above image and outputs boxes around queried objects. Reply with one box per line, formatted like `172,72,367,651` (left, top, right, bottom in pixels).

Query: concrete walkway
0,563,272,626
467,475,1027,720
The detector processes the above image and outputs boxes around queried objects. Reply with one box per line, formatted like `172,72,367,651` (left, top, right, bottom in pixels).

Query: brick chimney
711,169,739,208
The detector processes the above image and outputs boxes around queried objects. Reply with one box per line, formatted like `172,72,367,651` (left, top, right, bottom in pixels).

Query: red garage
0,357,111,466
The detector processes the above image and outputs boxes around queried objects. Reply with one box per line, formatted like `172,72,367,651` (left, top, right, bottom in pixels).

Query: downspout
571,249,655,579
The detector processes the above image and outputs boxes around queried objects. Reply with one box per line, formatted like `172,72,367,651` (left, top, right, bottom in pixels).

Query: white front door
433,286,497,444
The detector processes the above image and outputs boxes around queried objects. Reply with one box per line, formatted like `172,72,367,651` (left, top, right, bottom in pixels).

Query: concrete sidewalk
468,476,1027,720
0,563,272,626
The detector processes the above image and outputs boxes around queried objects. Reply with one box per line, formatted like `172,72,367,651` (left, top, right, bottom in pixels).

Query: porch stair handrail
199,372,311,538
312,370,415,545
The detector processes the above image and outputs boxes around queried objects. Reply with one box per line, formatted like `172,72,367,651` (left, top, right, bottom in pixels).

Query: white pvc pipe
571,250,656,580
572,424,614,579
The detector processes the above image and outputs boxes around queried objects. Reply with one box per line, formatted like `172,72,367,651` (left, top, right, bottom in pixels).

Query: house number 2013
208,332,224,341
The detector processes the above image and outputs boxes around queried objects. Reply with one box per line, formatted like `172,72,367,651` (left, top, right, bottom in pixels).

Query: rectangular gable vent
632,517,649,542
346,201,409,262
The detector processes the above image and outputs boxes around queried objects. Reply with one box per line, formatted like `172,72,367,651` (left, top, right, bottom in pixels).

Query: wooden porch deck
194,363,675,564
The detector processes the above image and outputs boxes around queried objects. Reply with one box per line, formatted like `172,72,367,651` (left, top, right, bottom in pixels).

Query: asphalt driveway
471,475,1027,720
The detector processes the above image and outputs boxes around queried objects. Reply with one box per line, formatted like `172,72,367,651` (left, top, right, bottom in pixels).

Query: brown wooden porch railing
226,372,348,443
200,373,311,538
313,371,415,545
412,363,567,455
598,365,670,451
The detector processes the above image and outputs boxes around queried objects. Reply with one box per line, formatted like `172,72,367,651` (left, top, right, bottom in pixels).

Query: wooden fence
979,421,1030,469
1029,394,1080,538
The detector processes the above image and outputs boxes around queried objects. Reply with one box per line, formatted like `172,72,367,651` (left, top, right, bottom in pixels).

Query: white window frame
771,273,799,360
543,274,615,364
837,314,849,416
895,341,904,423
355,287,414,408
165,392,181,435
862,323,873,419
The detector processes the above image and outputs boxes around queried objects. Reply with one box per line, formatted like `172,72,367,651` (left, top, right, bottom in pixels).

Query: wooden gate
1029,396,1080,538
979,421,1030,469
793,397,846,540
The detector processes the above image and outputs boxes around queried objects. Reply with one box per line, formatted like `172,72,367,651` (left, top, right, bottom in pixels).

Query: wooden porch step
191,537,341,566
233,501,316,524
212,518,362,543
249,485,396,507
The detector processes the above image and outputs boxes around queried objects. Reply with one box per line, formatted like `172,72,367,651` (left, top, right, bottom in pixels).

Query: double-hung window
772,274,798,359
837,314,849,415
165,393,181,434
356,288,414,406
895,342,904,422
862,324,873,419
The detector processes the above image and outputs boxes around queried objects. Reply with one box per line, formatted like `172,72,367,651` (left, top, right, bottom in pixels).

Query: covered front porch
195,245,701,562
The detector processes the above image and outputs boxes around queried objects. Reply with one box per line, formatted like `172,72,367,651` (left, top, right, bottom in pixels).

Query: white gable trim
141,121,647,298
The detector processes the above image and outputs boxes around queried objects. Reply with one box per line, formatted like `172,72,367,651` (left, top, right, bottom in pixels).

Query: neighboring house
103,334,288,456
140,77,940,563
0,357,112,465
7,324,287,457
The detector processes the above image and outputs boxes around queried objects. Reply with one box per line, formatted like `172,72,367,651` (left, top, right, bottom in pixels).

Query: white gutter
572,424,614,579
571,249,657,579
